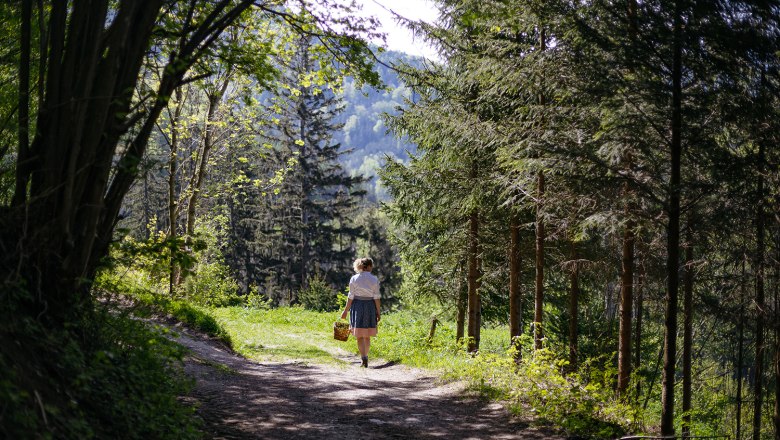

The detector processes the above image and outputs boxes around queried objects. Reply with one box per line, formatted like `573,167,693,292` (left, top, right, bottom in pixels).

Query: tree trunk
618,215,635,396
1,0,256,327
456,269,467,343
660,2,683,434
736,259,746,440
12,0,32,206
509,214,522,356
773,239,779,440
168,89,184,296
634,248,645,403
185,81,230,240
467,206,481,352
682,225,694,437
534,170,545,350
534,26,547,351
752,144,766,440
568,240,579,371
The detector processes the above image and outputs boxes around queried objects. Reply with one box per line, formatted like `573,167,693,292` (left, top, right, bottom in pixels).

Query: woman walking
340,257,381,367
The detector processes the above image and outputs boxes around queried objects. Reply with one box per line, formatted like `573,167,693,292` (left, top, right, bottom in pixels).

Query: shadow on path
168,324,561,440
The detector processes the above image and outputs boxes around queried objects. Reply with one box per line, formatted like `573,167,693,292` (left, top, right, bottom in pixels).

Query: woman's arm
340,298,353,320
374,298,381,322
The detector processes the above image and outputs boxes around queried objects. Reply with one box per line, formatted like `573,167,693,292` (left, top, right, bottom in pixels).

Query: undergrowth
0,285,201,439
368,312,632,438
95,269,232,346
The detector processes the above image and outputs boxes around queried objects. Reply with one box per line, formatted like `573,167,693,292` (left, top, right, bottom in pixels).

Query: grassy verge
208,307,352,365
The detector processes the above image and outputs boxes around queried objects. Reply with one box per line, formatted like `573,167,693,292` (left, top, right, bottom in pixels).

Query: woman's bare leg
357,337,368,357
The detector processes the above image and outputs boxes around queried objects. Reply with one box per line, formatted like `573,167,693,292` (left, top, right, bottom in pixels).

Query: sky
352,0,440,60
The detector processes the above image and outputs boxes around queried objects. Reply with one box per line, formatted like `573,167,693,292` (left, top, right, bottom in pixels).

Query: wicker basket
333,321,350,341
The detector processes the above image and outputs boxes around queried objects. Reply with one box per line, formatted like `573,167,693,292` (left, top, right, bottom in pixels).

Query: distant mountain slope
334,50,426,200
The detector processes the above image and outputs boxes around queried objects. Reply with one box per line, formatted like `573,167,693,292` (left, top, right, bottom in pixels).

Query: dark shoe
361,357,368,368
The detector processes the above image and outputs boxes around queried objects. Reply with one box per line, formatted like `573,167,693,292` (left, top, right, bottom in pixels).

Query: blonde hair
353,257,374,273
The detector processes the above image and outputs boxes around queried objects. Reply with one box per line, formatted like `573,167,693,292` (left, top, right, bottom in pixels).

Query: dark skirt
350,298,377,337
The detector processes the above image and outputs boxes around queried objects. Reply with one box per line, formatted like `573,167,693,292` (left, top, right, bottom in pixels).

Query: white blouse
348,271,381,299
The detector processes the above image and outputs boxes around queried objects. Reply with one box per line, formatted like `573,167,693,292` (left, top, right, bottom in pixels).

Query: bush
298,275,341,312
245,285,272,310
0,286,200,439
182,260,241,307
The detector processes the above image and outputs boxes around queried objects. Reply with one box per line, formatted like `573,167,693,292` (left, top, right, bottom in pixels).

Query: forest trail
163,322,562,440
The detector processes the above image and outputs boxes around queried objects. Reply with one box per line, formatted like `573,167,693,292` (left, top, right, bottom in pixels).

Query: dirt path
165,323,562,439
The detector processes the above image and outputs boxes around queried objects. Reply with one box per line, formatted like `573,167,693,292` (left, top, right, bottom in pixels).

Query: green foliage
95,269,232,347
369,311,632,438
0,286,200,439
244,286,273,310
298,274,341,312
182,259,241,307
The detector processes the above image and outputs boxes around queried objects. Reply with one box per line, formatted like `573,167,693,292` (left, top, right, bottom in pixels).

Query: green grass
208,306,357,366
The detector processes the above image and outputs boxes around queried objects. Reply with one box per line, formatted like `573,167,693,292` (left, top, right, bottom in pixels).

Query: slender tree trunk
456,270,467,343
467,207,481,352
534,27,547,351
682,225,694,437
300,179,309,291
185,90,223,239
634,249,645,403
534,171,545,350
661,2,683,434
143,169,150,240
618,214,635,396
35,0,47,109
509,214,522,356
753,144,766,440
13,0,32,206
568,241,579,371
736,259,746,440
773,237,779,440
168,89,183,296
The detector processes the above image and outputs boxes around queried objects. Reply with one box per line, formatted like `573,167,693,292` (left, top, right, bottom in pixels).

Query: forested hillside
335,49,423,200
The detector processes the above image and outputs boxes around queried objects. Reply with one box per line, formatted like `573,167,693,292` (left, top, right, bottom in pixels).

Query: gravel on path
164,323,562,440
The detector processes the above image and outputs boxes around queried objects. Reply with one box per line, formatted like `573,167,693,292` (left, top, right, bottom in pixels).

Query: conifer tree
254,33,367,302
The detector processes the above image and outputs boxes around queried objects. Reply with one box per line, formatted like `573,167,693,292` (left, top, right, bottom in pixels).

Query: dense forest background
1,1,780,439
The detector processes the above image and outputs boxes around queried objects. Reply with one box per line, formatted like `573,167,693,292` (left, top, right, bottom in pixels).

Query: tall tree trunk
736,258,746,440
168,89,183,296
534,170,545,350
773,237,779,440
456,268,467,343
753,144,766,440
534,27,547,351
682,225,694,437
661,2,683,434
634,248,645,403
622,0,639,400
509,214,522,356
568,240,579,371
300,179,309,291
12,0,32,206
185,88,225,240
618,214,635,396
467,207,481,352
15,0,32,179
